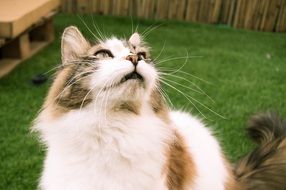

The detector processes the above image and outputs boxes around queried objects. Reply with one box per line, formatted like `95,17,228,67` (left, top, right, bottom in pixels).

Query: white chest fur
35,108,171,190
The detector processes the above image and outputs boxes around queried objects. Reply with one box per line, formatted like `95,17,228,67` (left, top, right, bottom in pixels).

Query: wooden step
0,17,55,78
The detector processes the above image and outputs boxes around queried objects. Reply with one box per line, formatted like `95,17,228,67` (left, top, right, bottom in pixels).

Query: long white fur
36,104,171,190
34,31,229,190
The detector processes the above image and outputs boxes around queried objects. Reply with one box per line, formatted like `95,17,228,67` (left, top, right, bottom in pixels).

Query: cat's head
45,26,166,117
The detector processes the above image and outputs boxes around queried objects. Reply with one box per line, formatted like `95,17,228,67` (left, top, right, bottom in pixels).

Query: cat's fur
33,26,286,190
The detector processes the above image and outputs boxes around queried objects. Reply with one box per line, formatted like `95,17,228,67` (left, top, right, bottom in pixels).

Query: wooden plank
0,16,55,78
264,0,282,31
244,0,258,29
168,0,177,19
220,0,231,24
142,0,150,19
139,0,144,17
260,0,270,30
210,0,222,23
99,0,110,15
233,0,250,28
87,0,94,13
66,0,73,13
239,0,247,28
228,0,236,25
155,0,169,19
236,0,247,28
186,0,195,21
276,0,286,32
197,0,205,22
120,0,129,16
60,0,65,12
176,0,186,20
128,0,137,16
188,0,200,22
77,0,88,13
253,0,263,30
93,0,101,14
142,0,147,18
146,0,155,19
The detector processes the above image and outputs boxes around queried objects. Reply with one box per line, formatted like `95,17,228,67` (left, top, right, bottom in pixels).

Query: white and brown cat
33,26,286,190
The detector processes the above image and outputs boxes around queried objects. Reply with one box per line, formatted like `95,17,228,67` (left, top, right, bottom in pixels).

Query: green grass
1,13,286,189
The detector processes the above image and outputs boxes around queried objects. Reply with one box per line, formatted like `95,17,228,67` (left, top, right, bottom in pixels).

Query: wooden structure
61,0,286,32
0,0,60,78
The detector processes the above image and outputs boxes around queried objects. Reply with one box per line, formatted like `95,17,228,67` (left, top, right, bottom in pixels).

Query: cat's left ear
129,33,141,47
61,26,90,64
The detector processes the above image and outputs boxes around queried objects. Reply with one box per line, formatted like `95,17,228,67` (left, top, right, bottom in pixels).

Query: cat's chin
120,79,145,94
110,79,146,102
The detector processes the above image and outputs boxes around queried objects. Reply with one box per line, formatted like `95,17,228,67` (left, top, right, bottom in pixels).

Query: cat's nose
126,55,138,67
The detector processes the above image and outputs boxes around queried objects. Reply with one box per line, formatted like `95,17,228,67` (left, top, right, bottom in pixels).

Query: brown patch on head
149,88,170,123
165,132,196,190
43,58,96,117
40,26,98,117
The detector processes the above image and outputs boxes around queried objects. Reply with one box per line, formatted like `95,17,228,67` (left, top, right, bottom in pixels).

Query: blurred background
62,0,286,32
0,0,285,189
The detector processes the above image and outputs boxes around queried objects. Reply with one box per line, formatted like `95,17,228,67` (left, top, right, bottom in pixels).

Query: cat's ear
129,33,141,47
61,26,90,64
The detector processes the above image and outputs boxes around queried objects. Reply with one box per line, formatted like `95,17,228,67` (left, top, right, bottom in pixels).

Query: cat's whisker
103,87,112,126
43,64,63,75
79,85,96,113
77,15,100,41
63,69,94,90
155,83,174,108
158,72,204,93
168,51,189,75
153,41,166,63
157,67,212,85
141,23,164,40
130,15,134,35
92,84,108,138
160,79,225,119
160,77,203,95
43,60,94,76
155,55,202,65
54,69,95,104
92,76,115,129
159,71,214,102
91,15,106,41
159,79,208,120
98,78,117,130
135,23,139,33
160,75,215,103
141,23,157,36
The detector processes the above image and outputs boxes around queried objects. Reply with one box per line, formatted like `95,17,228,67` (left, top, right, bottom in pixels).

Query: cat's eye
137,52,146,60
94,49,114,59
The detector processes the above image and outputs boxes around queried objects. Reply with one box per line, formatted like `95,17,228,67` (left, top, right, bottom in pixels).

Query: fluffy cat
33,26,286,190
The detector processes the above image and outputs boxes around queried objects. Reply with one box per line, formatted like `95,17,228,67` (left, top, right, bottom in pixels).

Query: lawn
0,13,285,189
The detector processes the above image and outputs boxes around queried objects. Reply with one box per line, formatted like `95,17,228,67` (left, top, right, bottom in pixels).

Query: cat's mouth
103,71,144,90
120,71,144,83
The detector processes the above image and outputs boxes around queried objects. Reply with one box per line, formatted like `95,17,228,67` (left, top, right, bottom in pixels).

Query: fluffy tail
234,112,286,190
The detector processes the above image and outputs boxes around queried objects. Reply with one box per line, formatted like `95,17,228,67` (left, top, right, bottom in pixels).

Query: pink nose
126,55,138,66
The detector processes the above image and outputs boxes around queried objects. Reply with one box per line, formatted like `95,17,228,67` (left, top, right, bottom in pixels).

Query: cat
33,26,286,190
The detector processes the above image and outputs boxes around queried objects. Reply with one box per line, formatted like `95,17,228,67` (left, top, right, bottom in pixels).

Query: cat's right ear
61,26,90,64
